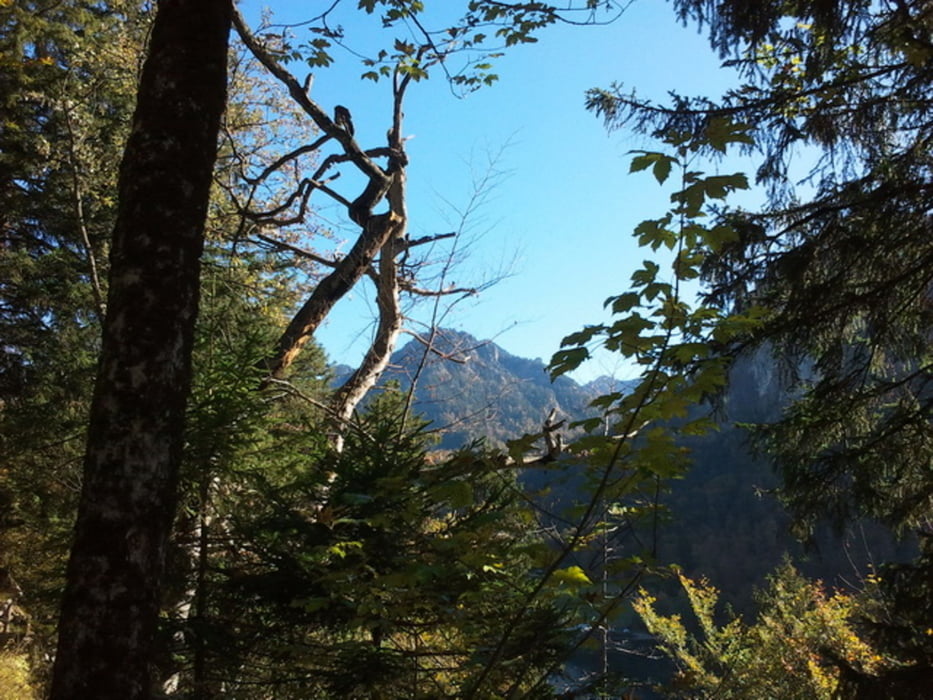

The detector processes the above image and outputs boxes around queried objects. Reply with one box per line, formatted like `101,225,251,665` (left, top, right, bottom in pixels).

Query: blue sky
241,1,747,382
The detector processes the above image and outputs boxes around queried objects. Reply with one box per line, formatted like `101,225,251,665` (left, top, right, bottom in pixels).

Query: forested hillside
371,332,912,616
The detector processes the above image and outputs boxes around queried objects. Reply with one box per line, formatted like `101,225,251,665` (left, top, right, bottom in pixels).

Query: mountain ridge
336,328,636,448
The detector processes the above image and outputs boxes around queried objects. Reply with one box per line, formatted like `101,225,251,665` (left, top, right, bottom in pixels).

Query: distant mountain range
338,328,636,449
338,328,911,615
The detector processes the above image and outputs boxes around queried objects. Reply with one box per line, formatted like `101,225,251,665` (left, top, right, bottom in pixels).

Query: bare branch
253,232,340,268
400,281,478,297
259,208,403,382
402,329,472,363
232,6,387,188
405,231,457,248
62,103,106,322
243,139,329,186
329,65,414,435
262,377,375,445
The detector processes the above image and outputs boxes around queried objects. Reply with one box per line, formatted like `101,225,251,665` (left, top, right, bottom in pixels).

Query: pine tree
0,0,151,665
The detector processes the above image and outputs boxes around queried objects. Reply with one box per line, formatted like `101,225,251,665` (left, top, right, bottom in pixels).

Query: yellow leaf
552,566,592,586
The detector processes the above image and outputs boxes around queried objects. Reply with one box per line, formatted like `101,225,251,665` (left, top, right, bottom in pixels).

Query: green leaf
628,152,655,173
571,416,605,432
672,182,706,217
703,224,739,252
629,151,677,184
549,347,589,378
643,281,672,302
561,326,602,347
606,292,640,314
394,38,415,55
292,596,332,613
590,392,623,410
436,479,473,509
328,541,363,559
704,117,756,152
652,155,674,184
631,260,660,286
703,173,749,199
506,432,541,464
634,217,677,251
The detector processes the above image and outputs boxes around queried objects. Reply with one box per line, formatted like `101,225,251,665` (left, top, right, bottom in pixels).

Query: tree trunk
330,163,408,438
49,1,231,698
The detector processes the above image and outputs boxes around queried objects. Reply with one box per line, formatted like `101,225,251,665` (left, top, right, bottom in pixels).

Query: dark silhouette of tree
585,1,932,695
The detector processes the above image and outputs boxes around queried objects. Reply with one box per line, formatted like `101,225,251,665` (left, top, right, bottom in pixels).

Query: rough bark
49,1,231,698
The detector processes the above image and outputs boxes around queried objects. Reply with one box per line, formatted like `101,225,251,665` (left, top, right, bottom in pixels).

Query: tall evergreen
0,0,150,662
585,1,932,694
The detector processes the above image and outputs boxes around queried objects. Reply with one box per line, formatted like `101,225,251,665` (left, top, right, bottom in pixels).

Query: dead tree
232,9,478,442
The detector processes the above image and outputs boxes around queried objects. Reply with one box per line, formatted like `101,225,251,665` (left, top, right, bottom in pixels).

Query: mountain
369,328,634,449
